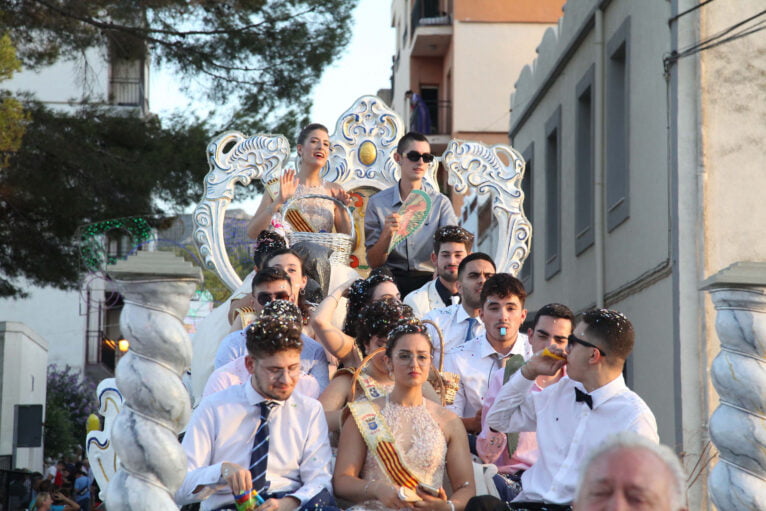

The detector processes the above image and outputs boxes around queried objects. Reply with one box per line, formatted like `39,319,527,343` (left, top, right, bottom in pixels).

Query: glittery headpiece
342,269,398,337
253,230,287,268
385,318,432,356
355,298,414,354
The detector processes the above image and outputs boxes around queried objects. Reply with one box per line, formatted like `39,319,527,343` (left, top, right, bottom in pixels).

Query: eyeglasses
255,291,291,306
393,351,432,365
568,334,607,357
404,150,435,163
260,364,301,380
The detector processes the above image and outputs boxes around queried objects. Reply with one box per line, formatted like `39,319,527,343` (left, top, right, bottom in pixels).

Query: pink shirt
477,369,540,474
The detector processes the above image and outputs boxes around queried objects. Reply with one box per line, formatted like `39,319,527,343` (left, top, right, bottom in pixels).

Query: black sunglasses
568,334,607,357
255,291,291,306
404,150,435,163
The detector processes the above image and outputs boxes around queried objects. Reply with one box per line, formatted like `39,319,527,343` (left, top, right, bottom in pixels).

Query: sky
149,0,395,129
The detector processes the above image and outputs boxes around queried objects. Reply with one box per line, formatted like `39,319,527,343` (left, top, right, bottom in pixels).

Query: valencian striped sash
347,399,424,491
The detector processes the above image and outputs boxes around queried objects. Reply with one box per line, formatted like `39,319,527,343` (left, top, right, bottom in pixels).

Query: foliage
0,33,28,168
44,364,97,460
0,0,359,297
0,0,358,131
0,102,210,297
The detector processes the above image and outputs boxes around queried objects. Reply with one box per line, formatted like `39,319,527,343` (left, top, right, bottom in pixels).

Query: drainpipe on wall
594,8,606,308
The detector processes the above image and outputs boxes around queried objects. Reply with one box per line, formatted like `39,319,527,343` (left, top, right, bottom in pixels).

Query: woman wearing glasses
333,320,475,511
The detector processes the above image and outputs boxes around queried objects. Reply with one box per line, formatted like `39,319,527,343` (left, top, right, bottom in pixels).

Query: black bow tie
575,388,593,409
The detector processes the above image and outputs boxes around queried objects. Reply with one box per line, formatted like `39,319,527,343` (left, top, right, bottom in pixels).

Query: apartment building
500,1,766,508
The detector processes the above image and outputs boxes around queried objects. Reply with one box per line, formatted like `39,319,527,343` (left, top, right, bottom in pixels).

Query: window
575,65,595,255
606,18,630,231
544,107,562,280
520,143,534,293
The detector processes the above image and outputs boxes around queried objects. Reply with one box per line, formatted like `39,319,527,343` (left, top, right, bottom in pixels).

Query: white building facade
492,0,766,508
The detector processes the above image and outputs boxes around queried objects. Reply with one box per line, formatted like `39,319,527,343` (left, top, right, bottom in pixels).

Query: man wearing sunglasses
485,309,659,510
212,268,329,393
364,131,459,297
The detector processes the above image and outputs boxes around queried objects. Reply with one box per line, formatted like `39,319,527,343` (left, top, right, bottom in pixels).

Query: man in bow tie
176,315,337,511
485,308,659,510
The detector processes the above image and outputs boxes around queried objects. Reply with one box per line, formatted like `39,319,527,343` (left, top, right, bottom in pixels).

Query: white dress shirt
443,333,531,418
203,356,321,399
423,303,485,366
214,330,330,391
486,373,659,504
176,382,333,510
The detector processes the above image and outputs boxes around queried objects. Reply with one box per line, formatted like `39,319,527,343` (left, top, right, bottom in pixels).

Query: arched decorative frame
193,95,532,291
442,140,532,276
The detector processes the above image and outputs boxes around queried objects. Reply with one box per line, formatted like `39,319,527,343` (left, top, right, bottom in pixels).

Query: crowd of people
175,125,689,511
7,457,96,511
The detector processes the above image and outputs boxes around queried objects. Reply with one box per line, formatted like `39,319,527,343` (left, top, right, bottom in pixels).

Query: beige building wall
389,0,563,144
451,22,554,134
700,2,766,274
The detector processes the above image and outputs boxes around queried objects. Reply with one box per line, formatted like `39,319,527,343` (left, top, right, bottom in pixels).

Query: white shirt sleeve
443,353,466,416
214,331,244,369
175,404,227,505
288,402,334,504
485,369,538,434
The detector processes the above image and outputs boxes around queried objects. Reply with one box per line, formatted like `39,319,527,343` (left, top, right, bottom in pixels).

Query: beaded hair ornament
386,317,432,345
253,230,287,266
343,269,397,337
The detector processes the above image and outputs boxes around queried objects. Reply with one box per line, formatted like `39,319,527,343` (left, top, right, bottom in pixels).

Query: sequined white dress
290,182,337,232
354,400,448,511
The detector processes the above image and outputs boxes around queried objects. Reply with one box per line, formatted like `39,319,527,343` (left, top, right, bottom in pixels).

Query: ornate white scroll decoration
442,140,531,275
706,286,766,510
193,132,290,291
86,378,123,501
324,95,439,193
105,276,200,510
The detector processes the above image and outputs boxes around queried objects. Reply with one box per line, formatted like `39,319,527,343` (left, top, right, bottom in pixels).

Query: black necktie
575,388,593,409
250,401,277,494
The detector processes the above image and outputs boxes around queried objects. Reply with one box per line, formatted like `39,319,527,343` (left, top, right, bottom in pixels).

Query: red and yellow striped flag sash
347,399,423,490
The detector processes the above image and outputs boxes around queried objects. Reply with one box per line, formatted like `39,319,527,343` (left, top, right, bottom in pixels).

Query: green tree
0,104,210,297
44,365,97,460
1,0,358,130
0,1,359,297
0,33,28,168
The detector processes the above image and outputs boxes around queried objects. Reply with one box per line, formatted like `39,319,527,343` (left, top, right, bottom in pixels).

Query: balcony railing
419,98,451,135
411,0,450,40
109,77,145,107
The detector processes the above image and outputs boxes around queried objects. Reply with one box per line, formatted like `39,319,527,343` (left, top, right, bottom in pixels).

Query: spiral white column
106,251,202,510
702,262,766,510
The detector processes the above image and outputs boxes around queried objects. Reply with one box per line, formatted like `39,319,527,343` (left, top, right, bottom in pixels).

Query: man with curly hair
177,315,337,511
